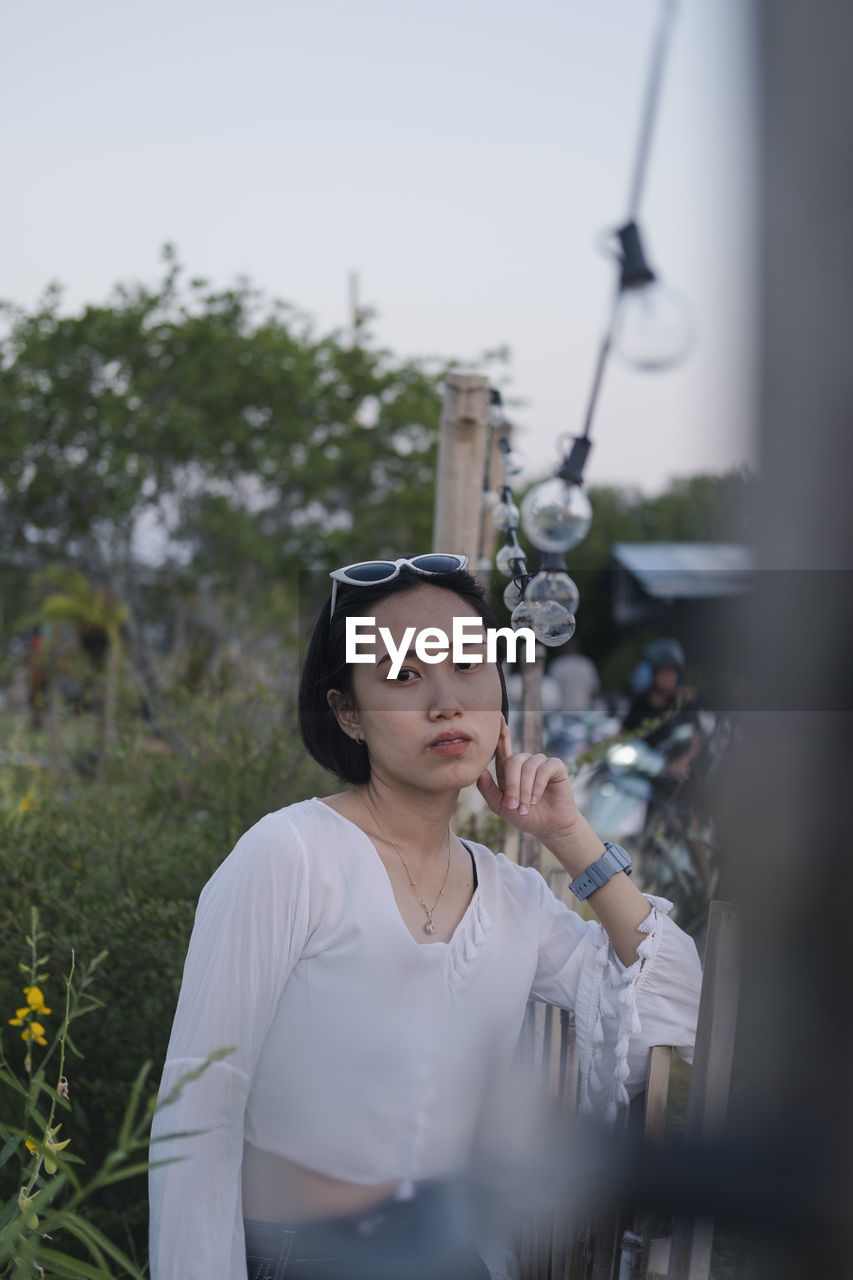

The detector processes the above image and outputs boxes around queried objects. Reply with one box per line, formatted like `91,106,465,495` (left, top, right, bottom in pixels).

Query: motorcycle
571,720,716,933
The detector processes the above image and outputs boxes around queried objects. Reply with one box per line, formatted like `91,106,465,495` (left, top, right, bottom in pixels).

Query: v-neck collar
311,796,481,951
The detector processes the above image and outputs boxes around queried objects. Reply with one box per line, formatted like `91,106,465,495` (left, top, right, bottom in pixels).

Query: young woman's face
343,585,504,793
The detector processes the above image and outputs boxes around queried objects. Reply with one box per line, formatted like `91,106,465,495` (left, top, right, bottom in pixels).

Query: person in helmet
621,638,703,778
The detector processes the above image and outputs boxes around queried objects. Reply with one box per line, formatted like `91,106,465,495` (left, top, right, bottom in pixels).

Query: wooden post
519,647,545,869
433,373,495,831
476,410,506,584
643,1045,674,1144
432,373,491,565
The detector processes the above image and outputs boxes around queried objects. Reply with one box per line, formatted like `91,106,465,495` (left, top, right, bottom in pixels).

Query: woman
149,556,702,1280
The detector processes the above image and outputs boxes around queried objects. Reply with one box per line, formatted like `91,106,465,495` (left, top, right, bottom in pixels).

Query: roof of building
611,542,753,599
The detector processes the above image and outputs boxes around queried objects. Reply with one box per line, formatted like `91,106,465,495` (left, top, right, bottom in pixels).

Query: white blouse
149,797,702,1280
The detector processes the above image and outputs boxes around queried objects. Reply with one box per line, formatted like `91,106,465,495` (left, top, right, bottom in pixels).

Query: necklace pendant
425,919,437,935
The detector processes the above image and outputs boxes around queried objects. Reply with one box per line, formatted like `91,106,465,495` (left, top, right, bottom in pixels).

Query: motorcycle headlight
607,743,638,769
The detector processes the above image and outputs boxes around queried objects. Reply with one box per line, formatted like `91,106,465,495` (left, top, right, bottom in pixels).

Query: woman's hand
478,720,656,963
476,715,580,843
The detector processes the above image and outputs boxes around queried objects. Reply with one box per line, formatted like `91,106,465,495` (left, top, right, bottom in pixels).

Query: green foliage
0,683,329,1261
0,247,485,592
0,911,139,1278
0,911,230,1278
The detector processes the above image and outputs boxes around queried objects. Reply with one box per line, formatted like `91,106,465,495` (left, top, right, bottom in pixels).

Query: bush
0,681,329,1260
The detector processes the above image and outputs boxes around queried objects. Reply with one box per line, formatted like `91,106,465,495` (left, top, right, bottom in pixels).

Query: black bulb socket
557,437,592,486
617,220,656,290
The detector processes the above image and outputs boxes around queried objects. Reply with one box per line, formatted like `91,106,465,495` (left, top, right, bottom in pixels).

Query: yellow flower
8,986,51,1044
18,789,35,812
23,987,51,1015
26,1127,70,1174
21,1022,48,1046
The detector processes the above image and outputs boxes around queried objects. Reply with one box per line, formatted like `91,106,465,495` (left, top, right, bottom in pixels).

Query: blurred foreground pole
725,3,853,1275
432,373,490,565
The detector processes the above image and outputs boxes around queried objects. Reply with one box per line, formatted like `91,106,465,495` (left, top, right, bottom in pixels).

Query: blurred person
149,557,701,1280
622,639,713,898
547,637,600,716
622,638,703,780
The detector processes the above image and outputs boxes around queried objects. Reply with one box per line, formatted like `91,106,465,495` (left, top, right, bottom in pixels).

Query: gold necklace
359,793,452,935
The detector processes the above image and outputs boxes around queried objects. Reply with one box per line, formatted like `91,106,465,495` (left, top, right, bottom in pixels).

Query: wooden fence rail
516,889,742,1280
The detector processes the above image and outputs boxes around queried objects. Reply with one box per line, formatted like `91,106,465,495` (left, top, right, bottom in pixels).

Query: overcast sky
2,0,757,493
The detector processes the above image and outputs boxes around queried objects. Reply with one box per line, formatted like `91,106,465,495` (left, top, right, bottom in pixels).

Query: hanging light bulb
496,542,527,577
611,221,692,371
491,498,520,532
503,449,524,477
525,570,580,616
614,286,693,371
488,386,506,429
532,604,576,647
521,476,592,553
510,600,534,631
503,579,524,610
481,488,499,509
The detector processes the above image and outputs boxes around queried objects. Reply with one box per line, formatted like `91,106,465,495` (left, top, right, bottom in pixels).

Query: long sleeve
148,813,311,1280
529,881,702,1121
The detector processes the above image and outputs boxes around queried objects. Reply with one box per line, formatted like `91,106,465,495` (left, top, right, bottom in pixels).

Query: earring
355,733,364,744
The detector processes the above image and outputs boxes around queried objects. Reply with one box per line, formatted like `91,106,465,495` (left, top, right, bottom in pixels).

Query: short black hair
298,566,510,785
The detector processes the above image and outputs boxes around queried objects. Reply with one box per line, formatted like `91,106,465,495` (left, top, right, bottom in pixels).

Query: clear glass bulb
496,543,526,577
537,613,576,646
528,601,576,646
503,450,524,477
612,282,693,371
510,600,534,631
524,570,580,615
521,476,592,552
481,488,498,509
491,499,520,532
503,579,524,610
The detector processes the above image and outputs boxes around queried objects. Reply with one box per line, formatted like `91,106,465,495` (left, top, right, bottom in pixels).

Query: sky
2,0,758,494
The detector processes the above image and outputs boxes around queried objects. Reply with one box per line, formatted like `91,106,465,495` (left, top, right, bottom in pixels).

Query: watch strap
569,841,633,901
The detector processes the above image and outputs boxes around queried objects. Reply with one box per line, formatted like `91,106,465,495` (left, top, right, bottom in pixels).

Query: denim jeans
244,1181,491,1280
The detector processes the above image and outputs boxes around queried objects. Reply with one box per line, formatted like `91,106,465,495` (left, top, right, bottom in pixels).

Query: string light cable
508,0,691,646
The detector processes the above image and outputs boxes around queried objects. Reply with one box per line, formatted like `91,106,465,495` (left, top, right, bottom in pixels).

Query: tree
0,248,493,688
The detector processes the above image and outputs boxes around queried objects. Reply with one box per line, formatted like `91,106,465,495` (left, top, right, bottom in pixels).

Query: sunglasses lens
409,555,466,574
343,562,398,583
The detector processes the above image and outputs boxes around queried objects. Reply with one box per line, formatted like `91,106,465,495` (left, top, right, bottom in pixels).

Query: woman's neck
357,776,458,856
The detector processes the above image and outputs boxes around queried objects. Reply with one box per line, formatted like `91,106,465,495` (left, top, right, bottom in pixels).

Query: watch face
604,842,631,871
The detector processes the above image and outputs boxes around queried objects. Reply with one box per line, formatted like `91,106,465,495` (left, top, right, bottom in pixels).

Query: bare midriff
241,1142,399,1222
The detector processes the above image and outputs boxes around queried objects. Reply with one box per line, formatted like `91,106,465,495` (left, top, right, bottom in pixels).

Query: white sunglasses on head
328,554,469,620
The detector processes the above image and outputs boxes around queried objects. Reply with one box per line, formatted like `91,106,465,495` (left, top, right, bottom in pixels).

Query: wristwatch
569,842,633,901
